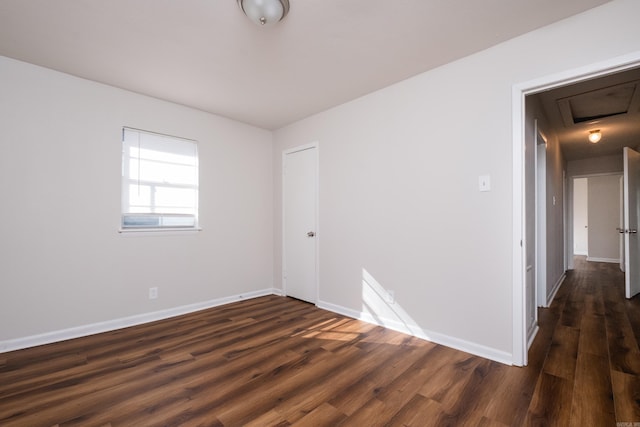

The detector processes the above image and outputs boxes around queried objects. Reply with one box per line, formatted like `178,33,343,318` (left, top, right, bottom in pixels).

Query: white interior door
573,178,589,256
623,147,640,298
283,145,318,303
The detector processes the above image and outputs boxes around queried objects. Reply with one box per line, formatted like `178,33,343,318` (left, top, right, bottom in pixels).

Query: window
121,127,199,231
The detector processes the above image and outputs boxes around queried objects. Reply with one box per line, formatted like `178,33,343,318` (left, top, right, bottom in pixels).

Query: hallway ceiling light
588,129,602,144
237,0,290,26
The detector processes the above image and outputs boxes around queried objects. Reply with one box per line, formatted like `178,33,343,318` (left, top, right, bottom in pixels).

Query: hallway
525,256,640,424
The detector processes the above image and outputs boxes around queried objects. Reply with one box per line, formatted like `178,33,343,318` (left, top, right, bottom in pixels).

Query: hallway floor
525,256,640,424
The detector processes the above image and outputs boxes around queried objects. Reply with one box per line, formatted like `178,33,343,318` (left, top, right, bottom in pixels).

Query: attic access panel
557,82,639,127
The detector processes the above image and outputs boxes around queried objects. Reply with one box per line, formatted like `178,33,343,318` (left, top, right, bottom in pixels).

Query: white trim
317,300,513,365
567,175,575,270
282,142,320,304
512,79,527,367
527,325,540,350
586,257,620,264
282,141,318,155
535,122,547,309
571,172,624,179
546,273,565,307
4,288,513,365
512,50,640,367
118,228,202,236
573,251,588,256
0,288,281,354
563,170,568,272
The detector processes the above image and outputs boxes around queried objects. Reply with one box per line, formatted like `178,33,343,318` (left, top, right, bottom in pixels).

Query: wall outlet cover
479,175,491,192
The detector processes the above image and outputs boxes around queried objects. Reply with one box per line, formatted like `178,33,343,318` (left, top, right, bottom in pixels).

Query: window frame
119,127,200,234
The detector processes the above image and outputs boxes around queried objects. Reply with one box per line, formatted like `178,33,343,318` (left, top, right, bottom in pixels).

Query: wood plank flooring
1,257,639,426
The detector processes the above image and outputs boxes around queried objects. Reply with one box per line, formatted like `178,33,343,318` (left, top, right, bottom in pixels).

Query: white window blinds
121,127,199,230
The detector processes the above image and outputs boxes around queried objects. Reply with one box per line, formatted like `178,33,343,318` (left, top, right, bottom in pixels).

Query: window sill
118,227,202,237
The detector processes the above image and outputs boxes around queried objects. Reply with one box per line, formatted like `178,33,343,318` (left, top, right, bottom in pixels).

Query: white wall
567,154,623,177
544,126,566,301
0,56,274,343
273,0,640,359
587,175,622,262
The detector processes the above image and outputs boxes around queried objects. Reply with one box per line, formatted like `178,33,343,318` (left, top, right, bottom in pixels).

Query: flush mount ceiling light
588,129,602,144
237,0,290,26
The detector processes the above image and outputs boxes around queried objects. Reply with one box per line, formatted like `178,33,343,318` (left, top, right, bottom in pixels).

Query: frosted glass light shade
588,130,602,143
238,0,290,26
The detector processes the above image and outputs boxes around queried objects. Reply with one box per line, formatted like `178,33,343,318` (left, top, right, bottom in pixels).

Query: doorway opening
569,174,622,266
572,178,589,257
512,52,640,366
282,143,319,304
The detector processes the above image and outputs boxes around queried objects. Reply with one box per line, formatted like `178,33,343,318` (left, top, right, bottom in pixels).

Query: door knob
307,231,315,237
619,229,638,234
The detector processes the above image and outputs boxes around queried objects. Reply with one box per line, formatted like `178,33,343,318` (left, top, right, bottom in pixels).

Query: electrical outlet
149,287,158,299
479,175,491,192
386,290,395,304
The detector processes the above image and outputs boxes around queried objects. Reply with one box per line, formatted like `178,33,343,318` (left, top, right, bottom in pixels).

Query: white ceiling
0,0,612,130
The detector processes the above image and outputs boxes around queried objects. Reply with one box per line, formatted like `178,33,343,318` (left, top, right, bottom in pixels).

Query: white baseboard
0,288,282,354
546,273,565,307
586,257,620,264
574,251,588,256
2,288,513,366
316,300,513,365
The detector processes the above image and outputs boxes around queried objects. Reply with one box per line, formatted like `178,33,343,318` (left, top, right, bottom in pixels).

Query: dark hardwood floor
1,257,639,426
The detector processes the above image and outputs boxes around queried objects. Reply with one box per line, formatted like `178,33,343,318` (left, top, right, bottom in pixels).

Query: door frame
535,121,547,310
569,176,590,263
620,175,625,273
511,51,640,366
567,172,622,266
282,142,320,303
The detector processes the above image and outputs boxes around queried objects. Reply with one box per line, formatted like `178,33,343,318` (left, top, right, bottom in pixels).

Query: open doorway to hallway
513,58,640,366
